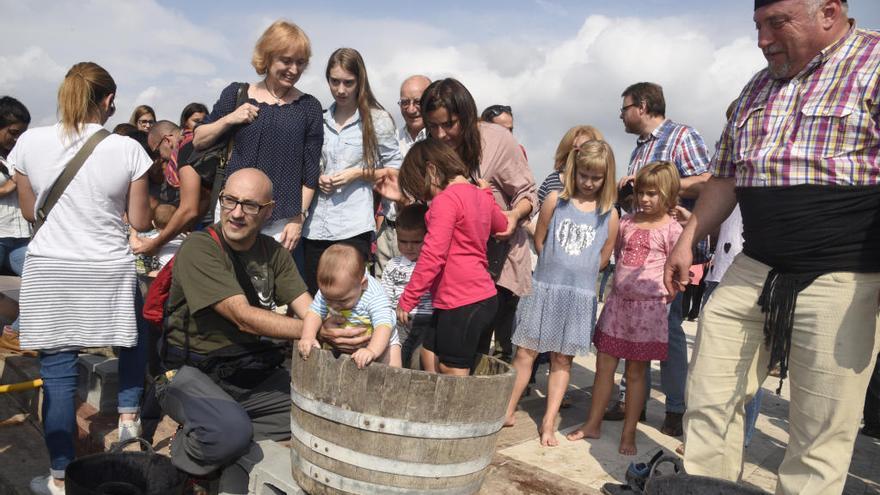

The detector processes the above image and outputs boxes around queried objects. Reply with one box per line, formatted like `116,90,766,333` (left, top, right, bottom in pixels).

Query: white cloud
0,46,67,90
2,3,767,180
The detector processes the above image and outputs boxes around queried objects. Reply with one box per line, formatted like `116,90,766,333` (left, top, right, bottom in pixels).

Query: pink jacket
399,183,508,311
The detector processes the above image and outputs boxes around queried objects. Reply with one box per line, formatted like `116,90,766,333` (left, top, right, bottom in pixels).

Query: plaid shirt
711,26,880,187
627,119,711,178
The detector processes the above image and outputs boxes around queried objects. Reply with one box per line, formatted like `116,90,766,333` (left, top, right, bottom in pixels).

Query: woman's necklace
265,80,292,103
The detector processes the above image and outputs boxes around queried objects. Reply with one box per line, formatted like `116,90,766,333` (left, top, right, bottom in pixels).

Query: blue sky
2,0,878,179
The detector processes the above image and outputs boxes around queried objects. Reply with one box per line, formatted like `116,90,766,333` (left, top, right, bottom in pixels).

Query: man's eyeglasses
398,98,420,108
151,134,173,155
218,194,274,215
619,103,640,115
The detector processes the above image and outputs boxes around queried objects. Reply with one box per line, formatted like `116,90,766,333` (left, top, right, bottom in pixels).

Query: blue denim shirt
303,105,402,240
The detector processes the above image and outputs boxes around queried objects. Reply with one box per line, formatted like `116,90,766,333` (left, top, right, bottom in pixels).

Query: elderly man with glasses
374,74,432,277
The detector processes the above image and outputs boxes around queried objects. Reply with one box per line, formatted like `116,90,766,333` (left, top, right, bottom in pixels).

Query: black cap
755,0,846,10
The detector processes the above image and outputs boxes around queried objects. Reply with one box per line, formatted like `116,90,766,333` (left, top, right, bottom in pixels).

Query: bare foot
565,423,601,441
503,415,516,428
619,432,637,455
539,426,558,447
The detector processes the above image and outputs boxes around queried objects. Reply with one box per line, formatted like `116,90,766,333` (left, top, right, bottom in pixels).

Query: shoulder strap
207,82,250,223
34,128,111,234
173,227,226,365
208,225,261,307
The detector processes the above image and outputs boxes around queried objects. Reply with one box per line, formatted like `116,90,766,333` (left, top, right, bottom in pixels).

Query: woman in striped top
8,62,152,495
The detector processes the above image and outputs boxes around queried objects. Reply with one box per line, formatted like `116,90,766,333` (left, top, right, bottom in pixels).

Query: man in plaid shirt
611,81,711,437
666,1,880,493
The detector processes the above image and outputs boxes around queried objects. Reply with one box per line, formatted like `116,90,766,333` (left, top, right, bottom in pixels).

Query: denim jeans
37,286,146,478
39,350,79,478
744,388,764,447
117,288,149,413
0,237,28,275
660,292,688,413
0,237,28,331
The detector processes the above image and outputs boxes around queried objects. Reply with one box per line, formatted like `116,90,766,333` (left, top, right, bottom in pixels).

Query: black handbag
179,82,250,224
486,237,512,281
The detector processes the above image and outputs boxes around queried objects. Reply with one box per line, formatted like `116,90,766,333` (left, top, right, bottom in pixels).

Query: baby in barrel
297,244,402,368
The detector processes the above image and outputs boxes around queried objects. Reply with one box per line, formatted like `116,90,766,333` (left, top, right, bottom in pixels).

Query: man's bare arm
213,294,304,340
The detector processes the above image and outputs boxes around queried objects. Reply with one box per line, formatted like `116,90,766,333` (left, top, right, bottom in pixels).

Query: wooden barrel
290,348,515,495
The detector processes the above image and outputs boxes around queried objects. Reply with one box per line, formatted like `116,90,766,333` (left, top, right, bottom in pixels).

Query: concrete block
76,354,118,414
247,440,304,495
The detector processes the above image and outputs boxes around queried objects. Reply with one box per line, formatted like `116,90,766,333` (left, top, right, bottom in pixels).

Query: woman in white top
9,62,151,495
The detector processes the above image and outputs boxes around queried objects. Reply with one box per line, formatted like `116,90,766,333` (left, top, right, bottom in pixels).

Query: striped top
537,171,564,213
627,120,711,178
711,25,880,187
309,274,395,334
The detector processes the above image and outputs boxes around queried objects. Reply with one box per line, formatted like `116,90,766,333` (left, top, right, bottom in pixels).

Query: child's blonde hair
634,161,680,210
317,244,365,290
560,139,617,214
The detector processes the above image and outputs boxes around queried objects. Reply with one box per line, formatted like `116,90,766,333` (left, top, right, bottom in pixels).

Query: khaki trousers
374,219,399,278
683,254,880,495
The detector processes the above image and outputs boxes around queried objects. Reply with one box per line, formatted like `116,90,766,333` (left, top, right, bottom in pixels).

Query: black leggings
425,295,499,370
302,232,372,295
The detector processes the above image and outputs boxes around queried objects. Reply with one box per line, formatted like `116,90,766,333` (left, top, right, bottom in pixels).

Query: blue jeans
38,290,148,478
39,351,79,478
117,289,149,413
659,292,688,413
0,237,27,331
0,237,28,275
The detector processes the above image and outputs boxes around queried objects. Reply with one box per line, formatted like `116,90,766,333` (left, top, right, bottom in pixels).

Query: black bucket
65,438,188,495
644,456,769,495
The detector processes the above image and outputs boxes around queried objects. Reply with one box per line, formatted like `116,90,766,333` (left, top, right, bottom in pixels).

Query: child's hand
297,338,318,359
396,304,410,326
352,348,376,369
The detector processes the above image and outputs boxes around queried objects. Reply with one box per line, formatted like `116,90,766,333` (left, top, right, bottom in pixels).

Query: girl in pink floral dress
567,161,681,456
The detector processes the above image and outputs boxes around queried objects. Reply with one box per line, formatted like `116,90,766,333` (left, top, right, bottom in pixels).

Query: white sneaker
118,417,142,443
29,475,65,495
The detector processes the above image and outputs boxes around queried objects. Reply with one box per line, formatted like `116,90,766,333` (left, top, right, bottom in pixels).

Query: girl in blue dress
504,140,618,446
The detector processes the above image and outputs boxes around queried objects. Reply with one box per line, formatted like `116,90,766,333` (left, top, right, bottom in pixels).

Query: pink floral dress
593,214,682,361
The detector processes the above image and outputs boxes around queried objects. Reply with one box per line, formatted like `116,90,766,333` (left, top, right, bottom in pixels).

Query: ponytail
57,62,116,139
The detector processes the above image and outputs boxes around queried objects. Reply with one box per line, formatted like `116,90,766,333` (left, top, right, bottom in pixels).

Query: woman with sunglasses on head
418,79,536,365
300,47,402,294
194,20,323,257
129,104,156,132
8,62,152,495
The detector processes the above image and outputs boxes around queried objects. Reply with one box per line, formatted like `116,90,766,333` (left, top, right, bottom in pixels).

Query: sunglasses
483,105,512,119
